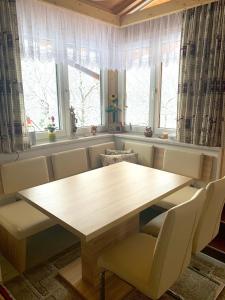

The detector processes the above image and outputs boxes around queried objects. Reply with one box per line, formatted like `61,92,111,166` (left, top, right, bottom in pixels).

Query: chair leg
99,271,105,300
166,289,184,300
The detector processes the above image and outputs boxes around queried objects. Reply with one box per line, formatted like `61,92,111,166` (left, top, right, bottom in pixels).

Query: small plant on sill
46,116,57,142
46,116,56,133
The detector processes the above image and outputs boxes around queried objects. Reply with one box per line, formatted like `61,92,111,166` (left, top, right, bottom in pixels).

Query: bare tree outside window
159,61,179,129
21,59,59,131
126,68,150,126
68,65,101,127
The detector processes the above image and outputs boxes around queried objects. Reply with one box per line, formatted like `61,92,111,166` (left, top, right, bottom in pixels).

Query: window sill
31,133,112,151
114,133,221,152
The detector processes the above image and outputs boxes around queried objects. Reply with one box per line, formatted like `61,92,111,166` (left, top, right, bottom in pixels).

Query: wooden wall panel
201,155,214,182
153,147,164,170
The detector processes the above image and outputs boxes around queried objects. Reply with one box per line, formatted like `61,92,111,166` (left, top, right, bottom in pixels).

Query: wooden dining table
18,161,192,299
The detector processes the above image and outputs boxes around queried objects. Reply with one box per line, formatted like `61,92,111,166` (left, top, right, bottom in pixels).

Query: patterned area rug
2,242,225,300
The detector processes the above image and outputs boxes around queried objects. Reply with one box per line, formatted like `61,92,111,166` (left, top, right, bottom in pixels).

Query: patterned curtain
0,0,30,153
177,1,225,147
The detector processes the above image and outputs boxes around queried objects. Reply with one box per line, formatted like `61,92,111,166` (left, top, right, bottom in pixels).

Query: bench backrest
51,148,89,180
1,156,49,194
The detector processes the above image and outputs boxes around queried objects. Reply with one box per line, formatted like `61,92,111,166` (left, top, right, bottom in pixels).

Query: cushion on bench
142,212,167,237
52,148,89,180
163,149,203,179
0,201,55,240
124,142,154,167
1,157,49,194
88,142,115,169
156,186,198,210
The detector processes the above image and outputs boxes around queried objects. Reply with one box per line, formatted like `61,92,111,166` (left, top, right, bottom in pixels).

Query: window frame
121,62,178,135
23,62,107,142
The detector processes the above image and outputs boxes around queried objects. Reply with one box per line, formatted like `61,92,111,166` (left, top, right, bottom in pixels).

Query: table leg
59,215,139,299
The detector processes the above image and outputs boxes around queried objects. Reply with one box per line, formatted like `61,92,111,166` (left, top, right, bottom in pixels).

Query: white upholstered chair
51,148,89,180
88,142,115,169
0,157,55,272
98,189,205,300
142,177,225,254
156,149,203,210
124,142,154,167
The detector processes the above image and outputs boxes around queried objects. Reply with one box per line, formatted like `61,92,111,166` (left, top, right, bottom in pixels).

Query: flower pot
48,131,56,142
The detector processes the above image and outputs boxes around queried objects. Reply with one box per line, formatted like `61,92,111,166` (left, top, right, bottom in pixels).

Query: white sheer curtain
16,0,182,70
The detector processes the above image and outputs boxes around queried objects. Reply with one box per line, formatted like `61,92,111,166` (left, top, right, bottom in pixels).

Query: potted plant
106,95,121,124
46,116,56,142
26,116,36,145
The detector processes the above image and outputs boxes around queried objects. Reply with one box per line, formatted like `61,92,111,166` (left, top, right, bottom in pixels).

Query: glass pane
126,68,150,126
68,65,101,127
159,61,179,129
21,59,59,132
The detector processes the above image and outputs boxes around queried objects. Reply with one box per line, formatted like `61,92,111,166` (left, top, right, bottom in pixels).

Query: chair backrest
163,149,203,179
149,189,206,300
124,142,154,167
192,177,225,253
51,148,89,180
1,156,49,194
88,142,115,169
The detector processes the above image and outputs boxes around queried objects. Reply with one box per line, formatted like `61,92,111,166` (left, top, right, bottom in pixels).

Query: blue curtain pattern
0,0,30,153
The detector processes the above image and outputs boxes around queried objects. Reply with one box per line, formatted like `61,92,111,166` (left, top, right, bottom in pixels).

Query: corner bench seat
0,200,55,240
156,186,198,210
142,186,199,236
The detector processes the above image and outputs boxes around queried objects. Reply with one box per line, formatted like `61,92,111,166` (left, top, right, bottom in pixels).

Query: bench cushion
0,201,55,240
1,157,49,194
142,212,167,237
156,186,198,210
163,149,203,179
88,142,115,169
124,142,154,167
52,148,89,180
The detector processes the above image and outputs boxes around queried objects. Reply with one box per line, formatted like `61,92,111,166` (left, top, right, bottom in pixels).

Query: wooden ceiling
83,0,169,16
43,0,218,27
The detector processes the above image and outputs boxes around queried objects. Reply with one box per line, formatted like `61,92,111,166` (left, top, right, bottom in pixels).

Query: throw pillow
105,149,132,155
100,153,138,167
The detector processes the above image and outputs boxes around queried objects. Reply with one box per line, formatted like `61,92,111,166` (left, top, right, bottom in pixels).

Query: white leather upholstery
124,142,154,167
193,176,225,253
156,186,198,210
99,189,205,300
163,149,203,179
88,142,115,169
142,212,167,237
1,156,49,194
52,148,89,180
143,177,225,255
0,200,55,239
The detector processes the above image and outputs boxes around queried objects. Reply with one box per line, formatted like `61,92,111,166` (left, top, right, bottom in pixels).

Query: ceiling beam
113,0,144,16
120,0,218,27
42,0,120,26
128,0,155,14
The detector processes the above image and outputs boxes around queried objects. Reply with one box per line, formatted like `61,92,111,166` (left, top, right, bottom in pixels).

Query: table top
19,162,192,241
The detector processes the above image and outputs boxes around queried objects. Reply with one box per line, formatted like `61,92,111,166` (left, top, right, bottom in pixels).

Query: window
68,64,102,127
21,58,104,140
159,61,179,129
125,67,150,126
21,59,60,132
124,60,179,131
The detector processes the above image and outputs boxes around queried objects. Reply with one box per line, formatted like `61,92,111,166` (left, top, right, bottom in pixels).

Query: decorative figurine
144,127,153,137
91,125,97,135
70,106,78,136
